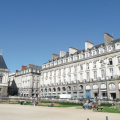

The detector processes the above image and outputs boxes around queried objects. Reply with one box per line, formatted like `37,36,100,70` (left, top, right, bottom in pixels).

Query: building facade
40,33,120,100
0,51,9,96
8,64,41,97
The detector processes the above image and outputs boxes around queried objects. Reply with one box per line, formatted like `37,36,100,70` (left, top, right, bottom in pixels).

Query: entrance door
94,93,98,97
86,90,91,98
111,93,116,100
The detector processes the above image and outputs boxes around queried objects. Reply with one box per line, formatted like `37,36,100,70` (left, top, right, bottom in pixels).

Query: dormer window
86,53,88,57
117,44,120,49
108,46,112,51
100,49,103,54
109,58,113,65
93,51,95,56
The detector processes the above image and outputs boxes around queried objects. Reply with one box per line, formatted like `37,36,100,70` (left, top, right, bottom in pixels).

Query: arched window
86,85,90,90
93,84,98,89
109,83,115,91
101,84,106,89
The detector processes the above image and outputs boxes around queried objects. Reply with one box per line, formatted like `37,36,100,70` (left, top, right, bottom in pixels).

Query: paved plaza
0,104,119,120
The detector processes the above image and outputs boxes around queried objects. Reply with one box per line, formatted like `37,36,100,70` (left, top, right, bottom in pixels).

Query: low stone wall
0,96,120,104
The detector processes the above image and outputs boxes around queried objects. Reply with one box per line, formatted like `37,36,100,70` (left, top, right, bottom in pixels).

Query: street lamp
100,60,109,100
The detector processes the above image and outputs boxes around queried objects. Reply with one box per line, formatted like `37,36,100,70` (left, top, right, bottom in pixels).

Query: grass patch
96,106,120,113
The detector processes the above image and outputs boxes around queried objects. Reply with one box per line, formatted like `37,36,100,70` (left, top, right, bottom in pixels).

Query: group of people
83,102,98,110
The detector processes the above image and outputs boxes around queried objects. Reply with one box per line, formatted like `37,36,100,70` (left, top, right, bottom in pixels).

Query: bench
93,107,103,111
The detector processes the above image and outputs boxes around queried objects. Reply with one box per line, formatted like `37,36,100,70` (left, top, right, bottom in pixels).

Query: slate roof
0,55,8,69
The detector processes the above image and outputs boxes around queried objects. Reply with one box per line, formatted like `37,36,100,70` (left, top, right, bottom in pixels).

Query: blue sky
0,0,120,73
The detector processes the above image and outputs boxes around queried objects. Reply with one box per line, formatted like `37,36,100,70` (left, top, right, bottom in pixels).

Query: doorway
110,93,116,100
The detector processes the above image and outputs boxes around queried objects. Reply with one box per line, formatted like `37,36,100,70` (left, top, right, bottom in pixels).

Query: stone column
77,84,80,98
83,84,86,98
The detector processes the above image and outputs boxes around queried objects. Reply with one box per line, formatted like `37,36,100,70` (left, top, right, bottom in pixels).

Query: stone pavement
0,104,119,120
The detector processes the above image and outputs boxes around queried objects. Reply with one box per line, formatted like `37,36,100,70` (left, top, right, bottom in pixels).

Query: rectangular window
109,58,113,65
54,78,56,84
101,60,104,66
33,76,35,80
74,74,77,81
69,75,71,82
80,73,83,81
50,71,52,76
94,71,97,80
64,76,66,83
59,78,61,84
86,72,90,81
93,62,96,68
0,77,2,83
69,67,71,73
50,78,52,85
54,71,56,75
33,82,35,87
86,63,89,69
118,57,120,63
101,70,105,79
110,68,114,77
37,76,39,80
37,82,39,88
74,66,77,71
119,67,120,76
59,69,61,75
63,68,66,74
80,65,83,70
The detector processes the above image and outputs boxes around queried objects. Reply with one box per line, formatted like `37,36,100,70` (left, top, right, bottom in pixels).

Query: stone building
8,64,41,97
0,51,9,96
40,33,120,100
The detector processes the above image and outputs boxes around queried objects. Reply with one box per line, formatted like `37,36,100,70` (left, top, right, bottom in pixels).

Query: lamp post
100,60,109,100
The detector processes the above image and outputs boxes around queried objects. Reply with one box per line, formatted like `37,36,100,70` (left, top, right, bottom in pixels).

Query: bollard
87,118,89,120
106,116,108,120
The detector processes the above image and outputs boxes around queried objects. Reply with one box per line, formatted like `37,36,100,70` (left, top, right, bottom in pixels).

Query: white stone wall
41,51,120,86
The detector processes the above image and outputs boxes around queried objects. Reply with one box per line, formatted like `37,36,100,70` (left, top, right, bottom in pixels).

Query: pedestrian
36,101,38,106
24,101,26,105
83,102,88,109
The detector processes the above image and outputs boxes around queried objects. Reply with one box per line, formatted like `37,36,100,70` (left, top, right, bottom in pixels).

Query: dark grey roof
0,55,8,69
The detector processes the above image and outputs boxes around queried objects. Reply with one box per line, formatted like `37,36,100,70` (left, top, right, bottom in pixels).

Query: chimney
104,33,113,46
28,64,34,68
16,70,18,72
60,51,66,57
85,41,94,50
69,47,79,55
52,53,59,60
21,65,27,70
